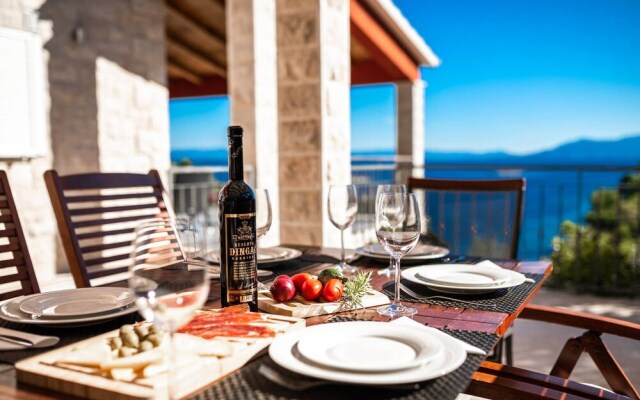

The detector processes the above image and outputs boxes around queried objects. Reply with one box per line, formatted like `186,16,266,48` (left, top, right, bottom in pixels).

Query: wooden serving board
15,313,304,400
258,289,390,318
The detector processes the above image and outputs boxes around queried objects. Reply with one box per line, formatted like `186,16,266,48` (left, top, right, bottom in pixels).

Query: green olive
145,333,162,347
118,347,137,358
121,331,139,348
139,340,153,352
134,325,149,339
109,337,123,350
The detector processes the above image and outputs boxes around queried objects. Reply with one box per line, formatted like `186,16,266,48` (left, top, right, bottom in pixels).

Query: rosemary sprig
341,271,373,310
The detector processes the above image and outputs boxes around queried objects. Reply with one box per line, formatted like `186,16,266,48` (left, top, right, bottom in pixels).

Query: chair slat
0,257,24,268
81,240,133,254
0,200,8,208
0,214,12,223
73,212,165,228
0,243,20,253
69,203,161,216
59,173,160,191
65,191,163,203
87,266,130,279
0,229,16,238
0,270,27,284
77,227,135,241
84,252,130,267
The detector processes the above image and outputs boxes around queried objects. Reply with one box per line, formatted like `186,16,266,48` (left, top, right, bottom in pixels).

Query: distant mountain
426,135,640,166
172,135,640,167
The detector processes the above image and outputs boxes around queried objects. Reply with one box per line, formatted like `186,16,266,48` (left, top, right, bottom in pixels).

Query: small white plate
295,322,443,372
416,265,511,288
269,321,467,385
402,264,527,294
207,246,302,267
19,288,135,318
356,243,449,262
0,296,138,327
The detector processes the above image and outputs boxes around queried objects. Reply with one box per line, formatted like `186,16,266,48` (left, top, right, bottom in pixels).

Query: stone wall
0,0,170,279
277,0,351,247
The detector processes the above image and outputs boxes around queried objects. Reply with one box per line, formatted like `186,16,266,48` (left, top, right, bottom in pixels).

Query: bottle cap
228,126,243,137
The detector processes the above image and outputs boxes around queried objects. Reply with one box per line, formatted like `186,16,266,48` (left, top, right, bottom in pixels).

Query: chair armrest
520,304,640,341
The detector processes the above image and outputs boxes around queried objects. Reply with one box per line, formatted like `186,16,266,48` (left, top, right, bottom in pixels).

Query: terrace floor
512,287,640,389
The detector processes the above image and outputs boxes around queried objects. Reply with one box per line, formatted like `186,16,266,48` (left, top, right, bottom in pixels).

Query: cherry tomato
322,278,344,302
301,278,323,301
291,273,313,292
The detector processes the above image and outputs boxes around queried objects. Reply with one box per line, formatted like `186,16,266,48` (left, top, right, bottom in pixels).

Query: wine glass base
336,262,358,276
377,267,395,277
377,303,417,318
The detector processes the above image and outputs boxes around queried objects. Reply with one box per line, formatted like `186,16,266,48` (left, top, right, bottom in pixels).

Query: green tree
550,174,639,294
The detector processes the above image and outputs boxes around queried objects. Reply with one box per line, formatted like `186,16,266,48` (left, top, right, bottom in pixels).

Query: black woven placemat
381,273,545,313
189,317,498,400
0,313,140,364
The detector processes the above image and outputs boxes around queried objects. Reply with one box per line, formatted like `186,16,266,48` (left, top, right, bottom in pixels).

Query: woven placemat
0,313,140,364
381,273,545,313
189,317,498,400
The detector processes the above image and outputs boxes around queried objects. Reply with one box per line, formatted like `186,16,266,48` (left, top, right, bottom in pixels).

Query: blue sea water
172,149,637,260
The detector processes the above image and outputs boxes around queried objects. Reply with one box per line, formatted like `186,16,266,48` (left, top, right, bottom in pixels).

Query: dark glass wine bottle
218,126,258,311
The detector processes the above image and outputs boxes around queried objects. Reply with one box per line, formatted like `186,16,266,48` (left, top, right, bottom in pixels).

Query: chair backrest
44,170,174,288
407,177,526,259
0,171,40,300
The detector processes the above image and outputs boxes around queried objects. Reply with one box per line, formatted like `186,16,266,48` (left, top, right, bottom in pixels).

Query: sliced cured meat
180,324,275,339
178,309,276,339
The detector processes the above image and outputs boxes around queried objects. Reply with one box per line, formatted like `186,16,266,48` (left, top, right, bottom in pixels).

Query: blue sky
170,0,640,155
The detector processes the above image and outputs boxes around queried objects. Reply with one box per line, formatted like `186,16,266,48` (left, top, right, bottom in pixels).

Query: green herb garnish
341,272,373,310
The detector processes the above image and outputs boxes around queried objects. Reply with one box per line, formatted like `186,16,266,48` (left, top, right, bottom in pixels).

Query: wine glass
375,193,421,317
328,184,358,274
129,218,209,399
255,189,272,241
375,184,407,276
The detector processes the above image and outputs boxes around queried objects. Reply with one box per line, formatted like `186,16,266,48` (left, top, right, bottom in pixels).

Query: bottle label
223,212,257,304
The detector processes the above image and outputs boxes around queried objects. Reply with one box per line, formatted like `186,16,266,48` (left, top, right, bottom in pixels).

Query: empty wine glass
375,193,421,317
375,184,407,276
129,218,209,399
328,184,358,274
255,189,272,241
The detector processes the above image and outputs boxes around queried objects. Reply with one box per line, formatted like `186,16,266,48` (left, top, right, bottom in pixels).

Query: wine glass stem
393,255,402,305
340,228,345,265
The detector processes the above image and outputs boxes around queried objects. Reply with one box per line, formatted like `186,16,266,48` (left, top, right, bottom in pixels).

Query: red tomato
301,278,323,301
322,278,344,302
291,273,313,292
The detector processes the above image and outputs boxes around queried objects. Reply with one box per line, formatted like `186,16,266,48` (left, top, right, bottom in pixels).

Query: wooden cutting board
16,313,304,400
258,289,390,318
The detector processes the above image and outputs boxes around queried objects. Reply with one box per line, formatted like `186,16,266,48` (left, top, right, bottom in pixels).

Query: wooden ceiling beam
350,0,419,82
165,3,226,57
169,75,228,98
167,63,202,85
166,37,226,78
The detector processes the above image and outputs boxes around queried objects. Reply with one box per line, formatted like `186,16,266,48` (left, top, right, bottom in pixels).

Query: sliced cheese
100,349,163,370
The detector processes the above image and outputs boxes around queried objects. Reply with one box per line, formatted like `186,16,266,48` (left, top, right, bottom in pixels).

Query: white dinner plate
0,295,138,327
19,288,136,318
355,243,449,262
269,321,467,385
295,322,444,373
402,264,527,294
416,265,511,288
207,246,302,267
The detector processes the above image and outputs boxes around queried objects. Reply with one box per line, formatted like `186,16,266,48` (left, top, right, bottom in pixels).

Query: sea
172,149,639,260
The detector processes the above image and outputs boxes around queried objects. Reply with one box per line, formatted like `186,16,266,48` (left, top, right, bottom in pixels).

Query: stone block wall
0,0,170,279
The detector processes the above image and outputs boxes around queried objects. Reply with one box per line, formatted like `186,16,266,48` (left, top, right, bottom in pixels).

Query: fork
258,364,420,391
398,283,496,309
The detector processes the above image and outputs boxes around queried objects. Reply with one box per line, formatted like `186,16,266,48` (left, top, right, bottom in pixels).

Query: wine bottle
218,126,258,311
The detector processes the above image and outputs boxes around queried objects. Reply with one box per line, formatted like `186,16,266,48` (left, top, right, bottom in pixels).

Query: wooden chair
0,171,40,300
467,304,640,400
44,170,174,288
407,177,526,260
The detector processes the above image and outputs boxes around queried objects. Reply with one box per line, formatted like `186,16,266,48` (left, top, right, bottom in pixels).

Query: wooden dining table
0,246,552,400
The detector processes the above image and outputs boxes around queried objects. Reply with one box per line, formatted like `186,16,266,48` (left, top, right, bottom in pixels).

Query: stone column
277,0,351,247
227,0,280,246
395,79,426,184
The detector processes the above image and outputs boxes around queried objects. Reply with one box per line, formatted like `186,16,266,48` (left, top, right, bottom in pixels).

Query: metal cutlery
399,283,496,309
258,364,420,391
0,334,34,348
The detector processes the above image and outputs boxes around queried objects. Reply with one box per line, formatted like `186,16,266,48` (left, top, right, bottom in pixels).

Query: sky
170,0,640,155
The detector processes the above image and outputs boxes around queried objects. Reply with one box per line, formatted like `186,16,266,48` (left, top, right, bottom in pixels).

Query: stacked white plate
401,263,527,294
0,287,137,327
207,246,302,268
269,321,467,385
355,243,449,263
